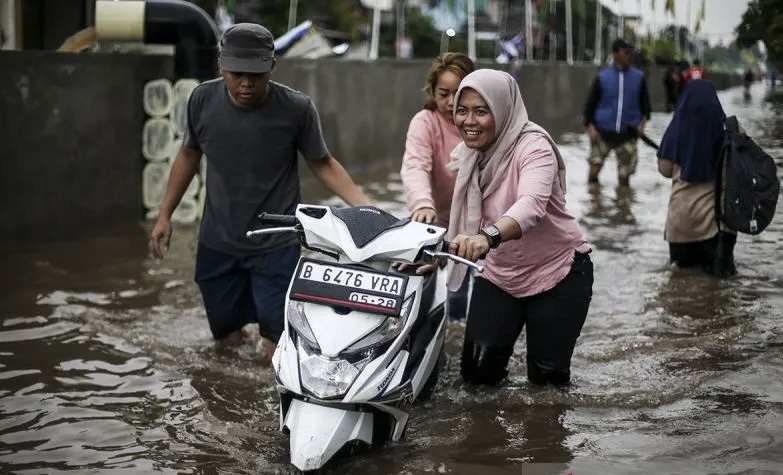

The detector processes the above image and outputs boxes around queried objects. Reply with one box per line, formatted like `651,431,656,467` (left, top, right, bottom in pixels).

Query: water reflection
447,402,573,471
582,184,639,248
650,268,735,321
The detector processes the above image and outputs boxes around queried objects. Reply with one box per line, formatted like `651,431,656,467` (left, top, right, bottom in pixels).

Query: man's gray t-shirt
183,79,328,255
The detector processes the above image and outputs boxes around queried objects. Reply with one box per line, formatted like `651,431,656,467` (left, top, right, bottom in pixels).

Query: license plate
289,259,408,316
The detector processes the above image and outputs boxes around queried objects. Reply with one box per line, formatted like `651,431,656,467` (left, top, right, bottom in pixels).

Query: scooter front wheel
417,350,446,402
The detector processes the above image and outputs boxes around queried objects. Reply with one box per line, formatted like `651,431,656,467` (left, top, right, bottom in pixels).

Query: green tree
736,0,783,67
702,42,743,67
641,36,678,64
380,7,440,58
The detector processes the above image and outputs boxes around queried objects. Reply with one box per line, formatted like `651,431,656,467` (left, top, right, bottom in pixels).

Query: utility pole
287,0,298,32
467,0,476,60
685,0,692,60
594,0,602,65
525,0,533,61
369,2,381,60
364,0,394,60
566,0,573,64
395,0,405,57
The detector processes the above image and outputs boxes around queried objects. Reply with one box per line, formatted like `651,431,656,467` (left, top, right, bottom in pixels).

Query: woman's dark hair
422,52,476,111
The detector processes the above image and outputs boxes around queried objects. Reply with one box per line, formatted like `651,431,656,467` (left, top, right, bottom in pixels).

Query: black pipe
145,0,219,81
95,0,219,81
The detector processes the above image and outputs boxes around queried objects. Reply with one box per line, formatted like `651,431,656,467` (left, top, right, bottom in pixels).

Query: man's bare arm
307,154,373,207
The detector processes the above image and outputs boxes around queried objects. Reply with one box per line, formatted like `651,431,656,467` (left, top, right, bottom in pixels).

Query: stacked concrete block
141,78,204,223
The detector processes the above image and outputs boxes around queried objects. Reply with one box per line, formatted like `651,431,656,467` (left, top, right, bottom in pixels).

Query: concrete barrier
0,51,172,242
0,51,741,242
273,60,596,172
271,58,741,170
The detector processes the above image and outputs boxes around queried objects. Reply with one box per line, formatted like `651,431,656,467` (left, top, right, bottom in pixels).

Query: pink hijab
445,69,567,290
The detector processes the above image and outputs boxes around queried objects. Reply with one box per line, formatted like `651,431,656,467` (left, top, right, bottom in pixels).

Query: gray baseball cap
219,23,275,74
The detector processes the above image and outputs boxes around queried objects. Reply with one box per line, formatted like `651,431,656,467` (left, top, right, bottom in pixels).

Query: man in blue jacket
584,38,651,187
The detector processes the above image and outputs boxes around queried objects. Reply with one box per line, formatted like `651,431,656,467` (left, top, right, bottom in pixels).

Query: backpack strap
714,144,725,229
714,118,733,232
725,115,740,135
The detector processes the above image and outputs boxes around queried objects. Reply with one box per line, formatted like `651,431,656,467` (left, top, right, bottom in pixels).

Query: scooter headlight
343,293,415,353
298,338,372,399
288,301,318,348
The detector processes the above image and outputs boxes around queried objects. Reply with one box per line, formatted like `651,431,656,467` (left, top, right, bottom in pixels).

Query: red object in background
684,66,706,81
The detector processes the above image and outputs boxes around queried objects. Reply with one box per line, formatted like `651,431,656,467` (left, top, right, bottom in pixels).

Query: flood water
1,83,782,475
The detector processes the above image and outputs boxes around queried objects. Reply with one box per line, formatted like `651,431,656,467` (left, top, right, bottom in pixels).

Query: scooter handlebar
258,213,299,226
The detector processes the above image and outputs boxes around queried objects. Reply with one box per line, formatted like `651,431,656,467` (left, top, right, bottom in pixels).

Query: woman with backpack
656,79,737,276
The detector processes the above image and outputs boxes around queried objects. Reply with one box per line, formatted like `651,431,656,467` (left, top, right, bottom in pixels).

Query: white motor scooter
246,204,482,472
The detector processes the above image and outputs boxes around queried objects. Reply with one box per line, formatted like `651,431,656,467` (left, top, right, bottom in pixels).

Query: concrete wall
0,50,172,242
273,58,741,172
0,51,740,242
273,60,602,174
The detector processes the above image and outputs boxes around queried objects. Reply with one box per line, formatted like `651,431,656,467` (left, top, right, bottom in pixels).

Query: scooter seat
331,206,410,248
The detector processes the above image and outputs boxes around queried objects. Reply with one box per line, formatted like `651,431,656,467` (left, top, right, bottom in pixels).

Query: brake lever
246,226,299,237
422,249,484,273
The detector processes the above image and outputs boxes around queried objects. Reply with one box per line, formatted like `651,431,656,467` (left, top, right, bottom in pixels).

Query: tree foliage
641,37,678,63
378,7,441,58
736,0,783,67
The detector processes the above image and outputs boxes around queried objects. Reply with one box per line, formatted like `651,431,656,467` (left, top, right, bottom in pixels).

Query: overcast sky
606,0,752,45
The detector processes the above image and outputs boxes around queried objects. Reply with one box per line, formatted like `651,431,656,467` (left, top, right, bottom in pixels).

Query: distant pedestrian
657,79,736,276
583,38,651,187
743,68,754,98
663,63,681,112
683,59,706,83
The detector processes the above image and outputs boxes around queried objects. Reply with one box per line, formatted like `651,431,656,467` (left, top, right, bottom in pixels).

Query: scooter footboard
284,399,373,471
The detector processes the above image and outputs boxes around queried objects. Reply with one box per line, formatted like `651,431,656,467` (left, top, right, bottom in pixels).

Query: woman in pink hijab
447,69,593,387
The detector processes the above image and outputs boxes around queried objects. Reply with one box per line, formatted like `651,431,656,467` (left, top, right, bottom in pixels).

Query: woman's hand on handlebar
448,234,490,262
392,261,438,275
410,207,437,224
413,262,438,274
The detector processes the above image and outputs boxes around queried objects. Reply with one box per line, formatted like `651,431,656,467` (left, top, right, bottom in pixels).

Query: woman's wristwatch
479,225,502,249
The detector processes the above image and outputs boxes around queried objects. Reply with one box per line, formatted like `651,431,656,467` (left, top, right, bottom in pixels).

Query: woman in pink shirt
447,69,593,388
400,52,475,319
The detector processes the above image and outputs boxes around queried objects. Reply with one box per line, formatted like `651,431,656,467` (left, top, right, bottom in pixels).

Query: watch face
484,226,499,238
481,226,501,248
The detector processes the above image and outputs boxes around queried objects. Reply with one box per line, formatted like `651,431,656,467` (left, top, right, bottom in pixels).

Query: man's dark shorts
194,242,300,342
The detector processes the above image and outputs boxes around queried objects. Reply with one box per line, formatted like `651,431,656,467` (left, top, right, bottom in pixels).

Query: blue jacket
584,66,651,139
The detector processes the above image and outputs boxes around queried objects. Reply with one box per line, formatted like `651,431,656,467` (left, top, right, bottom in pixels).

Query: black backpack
715,116,780,235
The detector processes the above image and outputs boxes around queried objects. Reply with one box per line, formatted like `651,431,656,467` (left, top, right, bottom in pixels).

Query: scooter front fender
284,398,373,471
